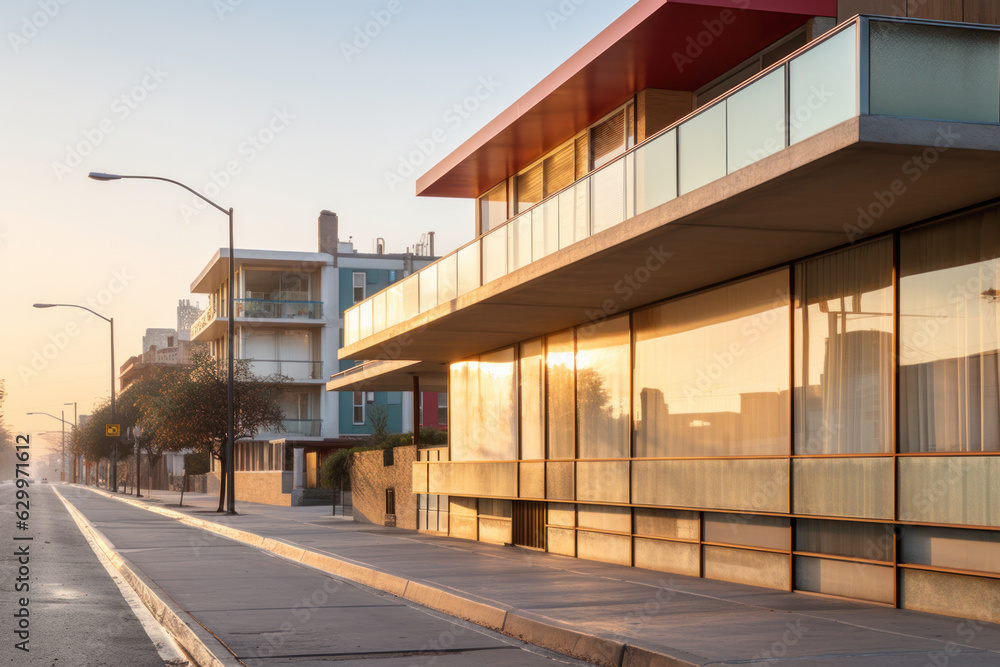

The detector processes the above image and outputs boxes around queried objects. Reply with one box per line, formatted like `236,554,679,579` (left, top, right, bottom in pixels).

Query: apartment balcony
191,298,324,341
281,419,323,438
247,359,324,382
341,16,1000,364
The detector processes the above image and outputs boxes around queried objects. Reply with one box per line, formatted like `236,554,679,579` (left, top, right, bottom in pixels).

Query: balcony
281,419,323,437
342,16,1000,362
189,303,216,340
191,298,324,341
247,359,324,381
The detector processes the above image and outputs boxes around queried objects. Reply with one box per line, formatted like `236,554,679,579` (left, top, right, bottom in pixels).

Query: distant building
176,299,200,341
141,328,175,354
189,211,443,505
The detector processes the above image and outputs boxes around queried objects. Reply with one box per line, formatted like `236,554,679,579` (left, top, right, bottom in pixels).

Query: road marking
52,487,192,667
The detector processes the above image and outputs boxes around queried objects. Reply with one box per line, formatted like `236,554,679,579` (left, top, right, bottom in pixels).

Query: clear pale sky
2,0,637,437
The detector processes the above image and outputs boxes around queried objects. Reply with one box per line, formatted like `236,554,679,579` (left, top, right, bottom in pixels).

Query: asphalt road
52,485,590,666
0,481,167,667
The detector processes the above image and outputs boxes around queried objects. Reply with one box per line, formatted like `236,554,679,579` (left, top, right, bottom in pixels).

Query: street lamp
26,411,74,481
33,303,116,490
89,171,237,515
65,402,78,483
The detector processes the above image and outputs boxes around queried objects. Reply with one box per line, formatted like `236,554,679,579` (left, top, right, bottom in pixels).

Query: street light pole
26,411,75,482
89,171,237,515
32,304,115,489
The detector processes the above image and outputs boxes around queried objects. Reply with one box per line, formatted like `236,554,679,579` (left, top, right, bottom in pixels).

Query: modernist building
191,211,441,504
332,1,1000,623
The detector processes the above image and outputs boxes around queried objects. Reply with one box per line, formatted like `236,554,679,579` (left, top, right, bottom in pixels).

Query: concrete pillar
293,447,305,489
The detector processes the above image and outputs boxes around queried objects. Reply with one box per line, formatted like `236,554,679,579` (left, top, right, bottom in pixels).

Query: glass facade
432,204,1000,619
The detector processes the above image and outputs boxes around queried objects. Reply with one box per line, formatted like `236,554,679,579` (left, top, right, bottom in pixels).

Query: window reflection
634,271,790,457
794,239,894,454
577,316,630,459
900,208,1000,452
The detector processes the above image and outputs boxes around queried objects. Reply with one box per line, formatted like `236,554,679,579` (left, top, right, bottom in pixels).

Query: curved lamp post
26,411,74,481
33,303,117,490
88,171,237,515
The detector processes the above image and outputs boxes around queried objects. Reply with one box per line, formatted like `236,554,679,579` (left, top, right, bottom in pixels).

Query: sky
2,0,638,438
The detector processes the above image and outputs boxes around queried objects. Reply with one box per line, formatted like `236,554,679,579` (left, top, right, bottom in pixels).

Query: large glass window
546,331,576,459
576,316,630,459
449,348,517,461
634,271,790,457
479,181,508,233
900,207,1000,452
520,339,544,460
794,239,894,454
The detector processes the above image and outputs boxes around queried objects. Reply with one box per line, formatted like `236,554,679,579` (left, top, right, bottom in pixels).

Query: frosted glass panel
372,292,386,333
795,518,893,561
634,270,790,457
898,456,1000,527
576,315,630,459
577,531,631,566
447,349,517,462
400,274,419,321
727,68,786,171
870,21,1000,124
456,242,480,296
419,264,437,314
547,527,576,556
532,200,559,262
508,214,532,272
576,461,629,504
345,308,359,346
636,129,677,214
792,458,893,520
795,556,894,604
789,25,857,144
679,102,726,195
633,459,789,513
428,462,517,497
547,503,575,527
437,254,457,303
482,227,507,284
900,569,1000,625
386,284,404,328
591,160,625,234
546,462,575,501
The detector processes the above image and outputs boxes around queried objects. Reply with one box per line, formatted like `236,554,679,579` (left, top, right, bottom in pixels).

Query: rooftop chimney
319,210,339,265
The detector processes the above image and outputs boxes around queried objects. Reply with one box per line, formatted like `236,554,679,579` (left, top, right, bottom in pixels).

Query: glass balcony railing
247,359,324,380
281,419,323,437
236,298,323,319
344,16,1000,348
189,303,217,340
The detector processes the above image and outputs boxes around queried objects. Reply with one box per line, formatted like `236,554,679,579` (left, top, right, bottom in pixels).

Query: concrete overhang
417,0,836,199
326,360,448,393
190,249,330,294
343,115,1000,364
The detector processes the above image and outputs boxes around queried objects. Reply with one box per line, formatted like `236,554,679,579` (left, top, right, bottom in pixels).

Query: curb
77,485,700,667
55,488,240,667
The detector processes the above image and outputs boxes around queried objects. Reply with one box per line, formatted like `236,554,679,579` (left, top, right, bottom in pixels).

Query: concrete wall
351,445,417,529
207,470,292,506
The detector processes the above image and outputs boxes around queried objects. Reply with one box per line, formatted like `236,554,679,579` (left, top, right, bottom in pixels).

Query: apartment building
191,211,439,504
332,0,1000,623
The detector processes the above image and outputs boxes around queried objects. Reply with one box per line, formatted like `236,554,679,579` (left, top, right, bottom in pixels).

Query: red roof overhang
416,0,837,200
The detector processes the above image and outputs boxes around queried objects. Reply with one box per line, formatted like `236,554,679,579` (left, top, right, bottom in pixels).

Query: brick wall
351,445,417,529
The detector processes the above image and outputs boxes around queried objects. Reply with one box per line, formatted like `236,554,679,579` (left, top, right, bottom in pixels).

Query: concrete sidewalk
79,485,1000,666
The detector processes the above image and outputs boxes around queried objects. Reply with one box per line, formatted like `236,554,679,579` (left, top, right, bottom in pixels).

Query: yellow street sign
106,424,120,437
